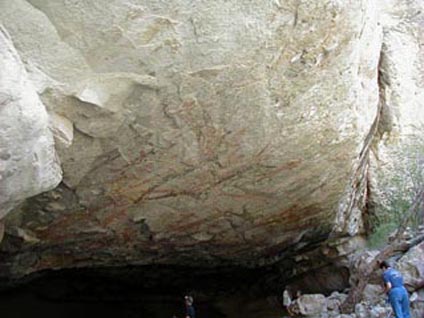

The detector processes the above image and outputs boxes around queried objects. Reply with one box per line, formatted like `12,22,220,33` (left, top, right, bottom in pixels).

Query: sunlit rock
0,0,422,281
0,26,62,219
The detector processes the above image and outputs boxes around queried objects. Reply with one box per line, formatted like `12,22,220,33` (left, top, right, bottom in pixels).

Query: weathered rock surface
294,294,327,316
0,26,62,219
397,240,424,290
0,0,422,280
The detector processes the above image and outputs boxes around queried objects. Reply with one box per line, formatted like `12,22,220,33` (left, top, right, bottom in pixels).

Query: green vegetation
367,127,424,249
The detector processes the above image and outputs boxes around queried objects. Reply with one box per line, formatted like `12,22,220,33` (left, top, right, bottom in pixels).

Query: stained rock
0,0,422,281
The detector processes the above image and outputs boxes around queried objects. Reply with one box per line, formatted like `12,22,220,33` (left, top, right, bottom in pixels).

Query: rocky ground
282,228,424,318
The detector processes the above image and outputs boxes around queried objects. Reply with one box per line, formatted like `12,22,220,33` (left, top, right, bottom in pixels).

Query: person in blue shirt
380,260,410,318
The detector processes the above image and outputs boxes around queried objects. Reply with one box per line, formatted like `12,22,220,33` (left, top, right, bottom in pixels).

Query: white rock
297,294,327,316
0,26,62,218
49,112,74,148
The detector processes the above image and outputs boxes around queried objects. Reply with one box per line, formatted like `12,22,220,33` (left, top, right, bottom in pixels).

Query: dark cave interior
0,260,350,318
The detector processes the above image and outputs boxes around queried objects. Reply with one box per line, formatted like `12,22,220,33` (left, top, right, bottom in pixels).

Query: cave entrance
0,265,283,318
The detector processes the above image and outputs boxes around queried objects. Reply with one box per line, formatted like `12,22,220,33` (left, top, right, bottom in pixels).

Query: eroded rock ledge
0,0,423,285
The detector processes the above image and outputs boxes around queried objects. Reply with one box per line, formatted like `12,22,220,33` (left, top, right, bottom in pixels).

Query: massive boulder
0,0,422,280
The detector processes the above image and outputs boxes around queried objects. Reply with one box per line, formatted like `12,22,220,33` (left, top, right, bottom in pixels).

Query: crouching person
380,260,410,318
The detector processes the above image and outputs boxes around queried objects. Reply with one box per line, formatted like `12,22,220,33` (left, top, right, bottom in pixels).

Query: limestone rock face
0,0,422,279
0,27,62,219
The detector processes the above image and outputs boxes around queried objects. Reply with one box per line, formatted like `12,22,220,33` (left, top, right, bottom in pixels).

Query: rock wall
0,0,422,279
0,26,62,219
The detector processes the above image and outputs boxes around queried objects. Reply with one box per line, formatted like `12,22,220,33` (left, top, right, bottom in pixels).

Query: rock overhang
0,0,423,281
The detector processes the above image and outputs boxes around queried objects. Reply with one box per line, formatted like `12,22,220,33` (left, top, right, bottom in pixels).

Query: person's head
379,260,390,270
185,295,194,306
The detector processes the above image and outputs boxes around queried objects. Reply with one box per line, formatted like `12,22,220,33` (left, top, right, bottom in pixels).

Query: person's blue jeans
388,286,410,318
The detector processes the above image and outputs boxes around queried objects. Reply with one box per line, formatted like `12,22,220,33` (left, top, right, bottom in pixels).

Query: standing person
282,288,292,314
184,295,195,318
380,260,410,318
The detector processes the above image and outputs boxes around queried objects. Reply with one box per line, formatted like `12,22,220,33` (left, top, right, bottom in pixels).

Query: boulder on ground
362,284,383,304
297,294,327,316
397,241,424,291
